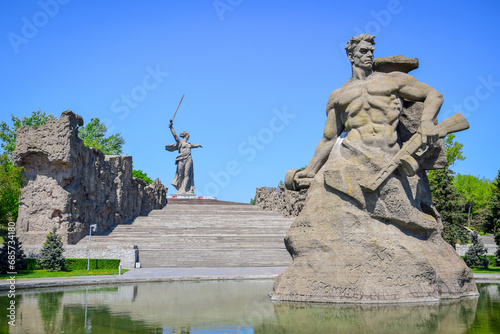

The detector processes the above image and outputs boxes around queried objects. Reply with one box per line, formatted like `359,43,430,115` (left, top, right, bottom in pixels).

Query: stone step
90,233,288,239
137,249,292,268
104,223,290,229
90,243,287,250
129,216,288,222
88,242,287,250
76,199,294,268
88,234,288,241
84,231,289,240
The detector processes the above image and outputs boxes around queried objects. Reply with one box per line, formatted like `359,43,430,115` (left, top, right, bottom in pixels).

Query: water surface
1,281,499,333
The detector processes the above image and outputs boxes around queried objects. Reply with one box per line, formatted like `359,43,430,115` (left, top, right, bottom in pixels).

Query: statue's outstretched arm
169,120,181,143
191,143,202,148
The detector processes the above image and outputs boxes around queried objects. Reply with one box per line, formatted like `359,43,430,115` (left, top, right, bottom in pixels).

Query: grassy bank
0,269,128,279
471,267,500,274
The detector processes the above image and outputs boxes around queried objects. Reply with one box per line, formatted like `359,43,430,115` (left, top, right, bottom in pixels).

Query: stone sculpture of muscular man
296,34,440,188
271,34,477,303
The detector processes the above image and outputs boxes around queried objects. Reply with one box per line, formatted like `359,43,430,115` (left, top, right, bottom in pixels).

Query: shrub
39,228,66,272
23,258,120,270
484,255,496,267
26,258,40,270
0,234,27,273
464,231,489,269
65,258,120,270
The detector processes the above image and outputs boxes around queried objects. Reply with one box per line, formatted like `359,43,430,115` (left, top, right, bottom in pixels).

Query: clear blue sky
1,0,499,203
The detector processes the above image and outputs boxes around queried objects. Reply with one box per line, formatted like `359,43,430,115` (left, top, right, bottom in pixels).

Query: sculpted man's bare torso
328,72,412,155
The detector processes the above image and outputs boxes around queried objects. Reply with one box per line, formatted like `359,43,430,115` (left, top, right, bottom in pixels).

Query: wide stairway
77,199,294,268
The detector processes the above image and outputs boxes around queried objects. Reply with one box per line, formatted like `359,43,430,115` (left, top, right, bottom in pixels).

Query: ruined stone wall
12,110,167,245
255,186,306,218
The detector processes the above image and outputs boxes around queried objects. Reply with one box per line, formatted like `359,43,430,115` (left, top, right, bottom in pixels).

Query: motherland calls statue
270,34,478,303
165,119,202,195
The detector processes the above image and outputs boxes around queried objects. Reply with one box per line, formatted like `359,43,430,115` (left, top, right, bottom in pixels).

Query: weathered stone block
13,110,167,245
255,186,306,218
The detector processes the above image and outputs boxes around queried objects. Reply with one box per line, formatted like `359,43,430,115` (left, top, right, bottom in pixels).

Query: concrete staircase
77,199,294,268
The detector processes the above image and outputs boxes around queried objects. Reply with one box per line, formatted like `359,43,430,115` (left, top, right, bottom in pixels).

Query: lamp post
87,224,97,271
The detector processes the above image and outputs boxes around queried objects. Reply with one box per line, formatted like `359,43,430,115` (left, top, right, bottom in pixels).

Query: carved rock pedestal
270,51,477,303
270,152,478,303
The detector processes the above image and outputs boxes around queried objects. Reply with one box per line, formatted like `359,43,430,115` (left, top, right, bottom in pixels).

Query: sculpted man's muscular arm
394,72,444,145
295,90,345,186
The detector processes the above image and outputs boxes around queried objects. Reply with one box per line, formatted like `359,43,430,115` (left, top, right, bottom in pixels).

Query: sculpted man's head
345,34,376,71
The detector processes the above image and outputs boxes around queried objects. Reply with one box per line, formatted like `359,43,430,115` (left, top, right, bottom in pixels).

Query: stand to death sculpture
165,95,203,195
270,34,478,303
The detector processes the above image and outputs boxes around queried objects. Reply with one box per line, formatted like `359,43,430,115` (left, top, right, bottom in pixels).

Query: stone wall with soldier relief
255,186,306,218
12,110,167,245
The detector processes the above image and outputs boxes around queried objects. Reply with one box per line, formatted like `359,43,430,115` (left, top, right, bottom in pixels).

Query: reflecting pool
1,281,499,333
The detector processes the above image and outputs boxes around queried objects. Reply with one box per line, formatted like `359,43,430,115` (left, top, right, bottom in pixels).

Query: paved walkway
1,268,499,291
471,273,500,283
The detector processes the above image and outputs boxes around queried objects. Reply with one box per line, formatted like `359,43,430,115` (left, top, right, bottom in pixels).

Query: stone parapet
455,244,498,256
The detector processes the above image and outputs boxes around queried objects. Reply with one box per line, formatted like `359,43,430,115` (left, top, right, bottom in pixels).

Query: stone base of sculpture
171,192,197,197
270,147,478,303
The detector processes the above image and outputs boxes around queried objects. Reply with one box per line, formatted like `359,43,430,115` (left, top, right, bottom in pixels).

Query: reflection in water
60,304,162,333
0,292,22,333
259,298,478,334
37,291,63,334
466,284,500,334
1,281,499,333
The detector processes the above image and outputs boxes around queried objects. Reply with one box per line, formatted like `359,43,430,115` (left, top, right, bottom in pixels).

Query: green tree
0,234,27,273
39,228,66,272
444,134,465,167
78,118,125,155
133,169,153,184
426,134,464,185
0,153,23,226
430,168,469,246
490,172,500,266
463,231,489,269
486,170,500,234
453,174,493,229
428,134,469,247
0,110,56,158
495,232,500,266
